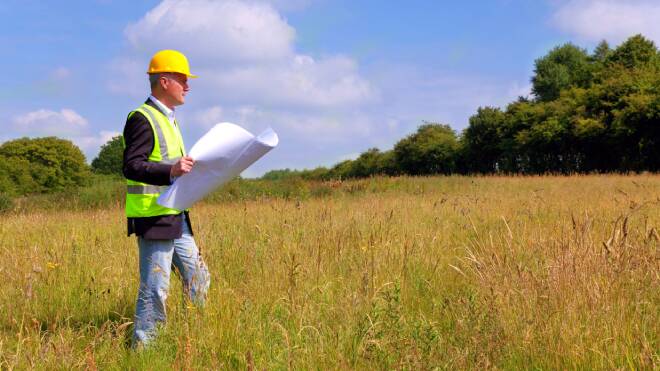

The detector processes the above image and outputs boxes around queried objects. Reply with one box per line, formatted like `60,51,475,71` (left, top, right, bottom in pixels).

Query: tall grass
0,175,658,369
4,175,471,214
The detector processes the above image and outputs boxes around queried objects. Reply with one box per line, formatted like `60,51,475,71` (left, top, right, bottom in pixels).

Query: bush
393,123,459,175
0,193,13,213
0,156,40,195
92,136,124,175
0,137,90,194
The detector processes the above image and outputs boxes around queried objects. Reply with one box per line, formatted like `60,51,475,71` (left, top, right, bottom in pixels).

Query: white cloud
125,0,295,64
11,109,119,161
552,0,660,44
75,131,122,155
51,67,71,80
201,54,376,108
107,57,146,97
264,111,365,137
236,105,258,125
367,63,532,131
13,109,88,136
261,0,315,12
113,0,376,109
193,105,224,128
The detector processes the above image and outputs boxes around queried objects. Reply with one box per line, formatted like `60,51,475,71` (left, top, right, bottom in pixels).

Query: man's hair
149,73,162,90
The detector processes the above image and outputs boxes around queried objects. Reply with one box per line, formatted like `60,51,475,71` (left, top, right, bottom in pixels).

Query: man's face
161,73,189,106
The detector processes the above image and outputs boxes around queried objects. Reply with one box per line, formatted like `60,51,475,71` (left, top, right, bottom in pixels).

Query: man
122,49,210,346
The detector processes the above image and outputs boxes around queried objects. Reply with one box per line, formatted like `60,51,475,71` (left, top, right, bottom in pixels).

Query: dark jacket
122,98,193,239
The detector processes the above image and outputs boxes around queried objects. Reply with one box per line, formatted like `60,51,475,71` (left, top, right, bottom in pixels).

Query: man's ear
159,76,168,90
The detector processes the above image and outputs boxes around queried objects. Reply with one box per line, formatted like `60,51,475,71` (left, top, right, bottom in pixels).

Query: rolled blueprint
157,122,279,210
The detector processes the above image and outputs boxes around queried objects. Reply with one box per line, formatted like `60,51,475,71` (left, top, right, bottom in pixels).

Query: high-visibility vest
124,103,186,217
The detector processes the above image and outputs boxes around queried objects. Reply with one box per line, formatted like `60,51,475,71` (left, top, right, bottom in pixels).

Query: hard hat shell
147,50,198,78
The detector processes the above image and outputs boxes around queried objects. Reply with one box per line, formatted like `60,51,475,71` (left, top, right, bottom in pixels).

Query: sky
2,0,660,176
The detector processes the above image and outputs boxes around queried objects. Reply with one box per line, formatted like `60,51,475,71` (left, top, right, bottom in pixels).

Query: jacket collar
144,98,166,116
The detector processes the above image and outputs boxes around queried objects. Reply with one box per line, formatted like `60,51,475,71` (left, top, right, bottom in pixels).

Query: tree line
1,34,658,206
0,135,122,213
263,34,660,181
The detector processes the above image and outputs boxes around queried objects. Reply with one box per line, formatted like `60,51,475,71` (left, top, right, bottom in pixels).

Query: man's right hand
170,156,195,178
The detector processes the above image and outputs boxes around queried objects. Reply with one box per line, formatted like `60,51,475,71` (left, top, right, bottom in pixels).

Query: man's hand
170,156,195,178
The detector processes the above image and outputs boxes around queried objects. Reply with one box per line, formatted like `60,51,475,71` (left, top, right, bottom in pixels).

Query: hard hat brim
147,70,198,78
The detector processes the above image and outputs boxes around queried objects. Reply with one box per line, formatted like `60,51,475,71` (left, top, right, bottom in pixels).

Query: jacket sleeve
122,111,173,186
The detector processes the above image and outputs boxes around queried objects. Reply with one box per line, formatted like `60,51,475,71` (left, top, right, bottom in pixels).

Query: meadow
0,175,658,369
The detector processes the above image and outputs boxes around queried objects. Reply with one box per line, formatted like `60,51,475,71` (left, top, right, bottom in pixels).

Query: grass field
0,175,658,369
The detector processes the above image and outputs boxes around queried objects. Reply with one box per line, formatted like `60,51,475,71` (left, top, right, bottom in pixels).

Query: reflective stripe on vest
127,185,169,194
138,106,171,164
124,103,186,217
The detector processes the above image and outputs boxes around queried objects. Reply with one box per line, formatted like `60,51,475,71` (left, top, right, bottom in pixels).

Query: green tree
0,191,12,213
300,167,331,180
0,137,90,193
532,43,592,102
496,100,539,172
592,40,611,62
376,150,399,176
0,156,39,195
327,160,355,179
460,107,506,173
606,69,660,170
586,42,660,171
91,135,124,175
346,148,378,178
261,168,301,180
349,148,398,178
393,123,459,175
606,34,659,69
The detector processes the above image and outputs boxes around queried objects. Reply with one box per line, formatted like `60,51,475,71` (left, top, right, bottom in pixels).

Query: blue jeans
133,216,210,346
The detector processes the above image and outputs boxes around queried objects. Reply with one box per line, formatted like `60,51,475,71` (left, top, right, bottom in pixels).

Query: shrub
0,193,13,213
0,137,90,193
393,123,459,175
92,136,124,175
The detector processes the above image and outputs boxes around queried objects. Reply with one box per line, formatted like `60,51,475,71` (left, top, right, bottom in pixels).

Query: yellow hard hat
147,49,198,78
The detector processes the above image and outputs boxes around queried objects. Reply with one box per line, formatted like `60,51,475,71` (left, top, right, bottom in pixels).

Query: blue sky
2,0,659,176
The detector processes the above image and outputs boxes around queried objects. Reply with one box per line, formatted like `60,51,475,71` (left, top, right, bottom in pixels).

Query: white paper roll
157,122,278,210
